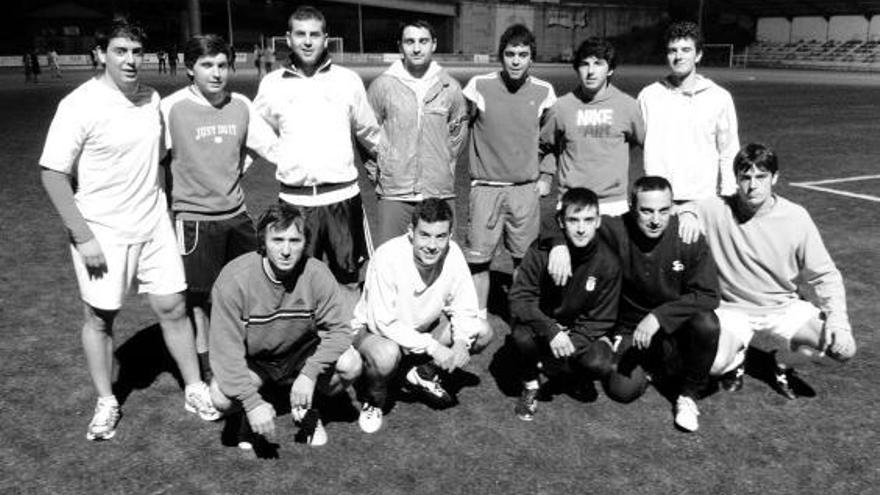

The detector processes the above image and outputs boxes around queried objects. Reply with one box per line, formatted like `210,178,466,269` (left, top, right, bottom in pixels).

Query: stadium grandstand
730,0,880,70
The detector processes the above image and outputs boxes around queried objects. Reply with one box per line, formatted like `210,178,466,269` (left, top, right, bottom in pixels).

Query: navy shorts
289,195,370,285
176,211,257,296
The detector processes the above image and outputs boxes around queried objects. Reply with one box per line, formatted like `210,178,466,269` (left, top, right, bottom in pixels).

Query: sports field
1,64,878,494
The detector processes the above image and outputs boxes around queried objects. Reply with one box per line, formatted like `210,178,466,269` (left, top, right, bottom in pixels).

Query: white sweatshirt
352,234,482,355
638,75,739,201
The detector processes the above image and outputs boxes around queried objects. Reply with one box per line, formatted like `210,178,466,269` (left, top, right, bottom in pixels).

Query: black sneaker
774,367,797,400
720,363,745,392
515,387,539,421
402,366,456,409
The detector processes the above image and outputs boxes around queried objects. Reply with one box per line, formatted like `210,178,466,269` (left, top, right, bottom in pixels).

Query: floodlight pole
358,2,364,53
226,0,234,46
189,0,202,36
697,0,704,29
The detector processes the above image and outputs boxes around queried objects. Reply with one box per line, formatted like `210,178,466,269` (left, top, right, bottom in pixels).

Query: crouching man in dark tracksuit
547,176,723,432
509,188,622,421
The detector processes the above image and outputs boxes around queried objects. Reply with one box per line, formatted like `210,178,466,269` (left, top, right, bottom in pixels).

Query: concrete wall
457,1,660,61
756,17,791,43
828,15,869,41
458,2,495,54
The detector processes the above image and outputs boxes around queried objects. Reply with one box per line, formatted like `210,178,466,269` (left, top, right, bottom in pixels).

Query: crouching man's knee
335,346,363,384
209,378,234,413
357,333,402,378
826,329,857,362
575,341,614,378
603,365,648,404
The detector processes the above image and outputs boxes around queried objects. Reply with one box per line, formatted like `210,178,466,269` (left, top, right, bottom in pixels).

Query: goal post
268,36,343,63
702,43,735,68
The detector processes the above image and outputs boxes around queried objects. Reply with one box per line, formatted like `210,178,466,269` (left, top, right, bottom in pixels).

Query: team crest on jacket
672,260,684,272
585,276,597,292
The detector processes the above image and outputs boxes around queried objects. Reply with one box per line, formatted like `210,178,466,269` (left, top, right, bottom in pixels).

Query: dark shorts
176,211,257,296
288,195,370,285
374,198,456,247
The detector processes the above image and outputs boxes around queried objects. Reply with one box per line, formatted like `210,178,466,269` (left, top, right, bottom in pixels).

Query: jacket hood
385,59,444,86
660,73,717,95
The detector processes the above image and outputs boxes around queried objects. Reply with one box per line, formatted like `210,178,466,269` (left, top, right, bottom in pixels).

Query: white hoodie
638,74,739,202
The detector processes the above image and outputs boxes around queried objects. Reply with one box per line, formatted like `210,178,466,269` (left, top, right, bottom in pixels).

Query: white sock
477,308,488,320
97,395,118,407
185,381,206,394
523,380,539,390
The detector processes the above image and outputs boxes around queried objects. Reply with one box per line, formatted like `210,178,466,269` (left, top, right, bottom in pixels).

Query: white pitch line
789,183,880,203
790,174,880,186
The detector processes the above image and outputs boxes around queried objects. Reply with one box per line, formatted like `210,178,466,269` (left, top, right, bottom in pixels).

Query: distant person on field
47,49,62,78
462,24,557,317
539,37,644,217
253,5,381,309
253,44,262,78
156,49,167,73
24,50,40,83
160,34,279,381
366,19,467,245
508,188,621,422
261,46,275,75
168,45,178,76
38,17,218,442
89,47,99,73
638,21,739,234
353,199,493,433
697,143,856,399
209,204,363,448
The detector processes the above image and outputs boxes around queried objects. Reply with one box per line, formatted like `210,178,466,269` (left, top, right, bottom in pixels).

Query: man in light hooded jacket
638,21,739,208
367,20,468,246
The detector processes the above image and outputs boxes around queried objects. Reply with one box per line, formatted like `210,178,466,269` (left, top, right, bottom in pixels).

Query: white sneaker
674,395,700,432
358,403,383,434
184,381,221,421
309,418,328,447
86,398,121,441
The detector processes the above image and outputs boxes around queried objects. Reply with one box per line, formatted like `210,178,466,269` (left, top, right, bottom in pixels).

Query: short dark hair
399,20,436,41
733,143,779,175
411,198,453,230
572,37,617,71
556,187,599,224
95,16,146,50
498,24,536,61
289,6,326,32
630,176,673,208
256,203,310,255
184,34,231,70
664,21,704,52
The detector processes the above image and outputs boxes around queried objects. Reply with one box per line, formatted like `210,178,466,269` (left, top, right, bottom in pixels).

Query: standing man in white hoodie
254,6,382,307
638,21,739,215
366,20,468,246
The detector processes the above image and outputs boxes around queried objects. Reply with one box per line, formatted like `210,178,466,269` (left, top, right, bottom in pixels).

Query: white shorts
713,301,821,373
598,199,629,217
71,216,187,310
